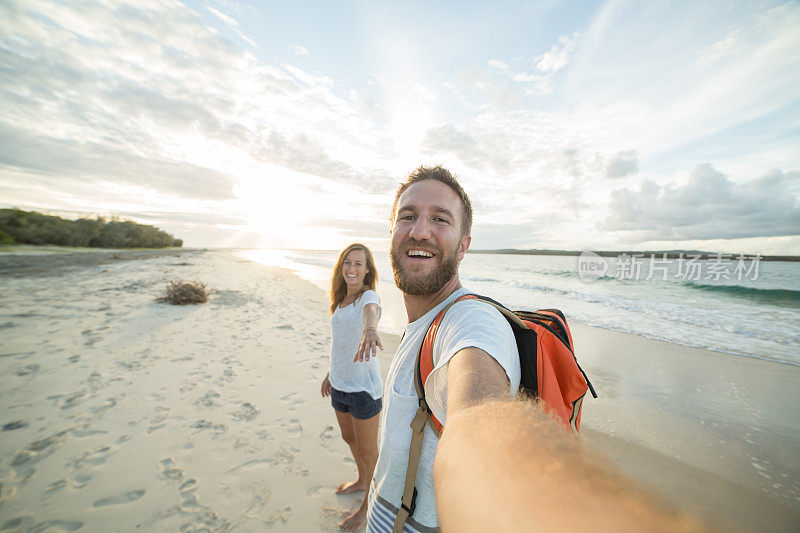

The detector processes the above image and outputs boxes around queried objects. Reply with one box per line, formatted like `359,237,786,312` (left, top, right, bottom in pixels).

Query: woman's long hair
330,243,378,314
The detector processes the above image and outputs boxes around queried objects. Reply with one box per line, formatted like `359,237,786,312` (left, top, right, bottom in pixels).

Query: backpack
393,294,597,533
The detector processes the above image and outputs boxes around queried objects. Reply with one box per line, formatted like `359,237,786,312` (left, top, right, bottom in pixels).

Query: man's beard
391,241,459,296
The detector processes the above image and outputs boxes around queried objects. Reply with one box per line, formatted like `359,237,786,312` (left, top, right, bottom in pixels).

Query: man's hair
390,165,473,237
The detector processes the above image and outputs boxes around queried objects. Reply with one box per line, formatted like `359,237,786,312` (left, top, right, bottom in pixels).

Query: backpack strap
392,398,427,533
394,293,522,533
415,293,529,433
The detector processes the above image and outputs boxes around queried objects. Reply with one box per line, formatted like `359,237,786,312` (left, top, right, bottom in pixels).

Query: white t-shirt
329,289,383,400
366,287,520,533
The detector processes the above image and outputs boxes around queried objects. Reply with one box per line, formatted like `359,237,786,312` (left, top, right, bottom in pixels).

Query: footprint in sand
45,479,66,493
69,445,114,469
58,390,88,410
218,367,235,383
38,520,85,531
278,418,303,438
159,458,185,481
190,419,227,433
0,517,33,530
273,445,297,465
231,402,259,421
46,473,91,494
70,428,106,438
178,478,210,516
11,431,69,480
15,364,39,376
72,474,91,489
280,393,304,411
226,458,279,474
195,390,221,407
147,406,170,433
85,371,103,392
82,329,99,346
306,485,325,496
92,489,145,507
320,504,351,531
319,426,336,447
264,506,292,526
90,397,117,416
2,420,28,432
1,516,82,531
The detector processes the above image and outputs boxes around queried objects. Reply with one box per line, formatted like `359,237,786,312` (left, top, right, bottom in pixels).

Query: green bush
0,228,15,245
0,208,183,249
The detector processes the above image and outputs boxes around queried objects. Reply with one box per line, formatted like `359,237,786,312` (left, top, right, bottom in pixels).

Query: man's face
390,180,471,296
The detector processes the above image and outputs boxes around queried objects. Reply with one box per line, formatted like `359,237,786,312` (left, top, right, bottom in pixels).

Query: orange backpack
393,294,596,533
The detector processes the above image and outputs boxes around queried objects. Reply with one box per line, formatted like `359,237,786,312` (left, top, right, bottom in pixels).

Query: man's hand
354,327,383,362
320,374,331,397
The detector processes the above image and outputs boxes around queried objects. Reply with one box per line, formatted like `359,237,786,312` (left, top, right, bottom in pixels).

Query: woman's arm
354,303,382,362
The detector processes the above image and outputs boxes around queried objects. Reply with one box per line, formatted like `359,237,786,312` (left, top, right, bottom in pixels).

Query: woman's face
342,249,369,288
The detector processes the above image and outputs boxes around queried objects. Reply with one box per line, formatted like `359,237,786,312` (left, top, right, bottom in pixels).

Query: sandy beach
1,248,798,532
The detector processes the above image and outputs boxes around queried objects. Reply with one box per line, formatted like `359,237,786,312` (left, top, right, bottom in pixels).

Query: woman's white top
329,289,383,399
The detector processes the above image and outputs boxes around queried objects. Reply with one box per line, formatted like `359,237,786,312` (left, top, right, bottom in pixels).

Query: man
366,165,520,532
364,165,701,533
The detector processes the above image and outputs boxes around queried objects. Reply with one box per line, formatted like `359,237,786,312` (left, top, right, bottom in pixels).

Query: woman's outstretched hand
354,327,383,362
321,374,332,397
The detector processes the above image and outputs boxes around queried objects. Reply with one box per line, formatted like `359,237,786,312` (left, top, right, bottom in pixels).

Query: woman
321,243,383,531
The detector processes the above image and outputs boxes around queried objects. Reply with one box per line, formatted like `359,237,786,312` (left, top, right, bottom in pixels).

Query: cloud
304,216,389,239
254,132,396,194
1,1,797,251
289,45,310,56
468,33,580,99
0,0,395,203
603,164,800,241
422,125,487,170
605,150,639,179
488,60,509,71
207,6,259,48
535,32,578,73
0,123,236,200
696,34,740,68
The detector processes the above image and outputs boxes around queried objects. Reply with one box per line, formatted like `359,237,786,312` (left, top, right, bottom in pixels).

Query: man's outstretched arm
434,348,704,532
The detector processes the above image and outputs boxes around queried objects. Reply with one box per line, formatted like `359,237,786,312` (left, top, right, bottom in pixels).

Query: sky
0,0,798,253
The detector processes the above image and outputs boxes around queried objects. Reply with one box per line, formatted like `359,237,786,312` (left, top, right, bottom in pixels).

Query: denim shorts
330,387,382,420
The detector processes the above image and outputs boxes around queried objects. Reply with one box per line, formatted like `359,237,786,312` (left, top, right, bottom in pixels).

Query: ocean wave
569,319,800,367
683,282,800,308
475,278,800,344
286,255,334,269
464,275,500,283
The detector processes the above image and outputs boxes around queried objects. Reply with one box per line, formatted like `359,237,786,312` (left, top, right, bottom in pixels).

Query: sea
239,249,800,367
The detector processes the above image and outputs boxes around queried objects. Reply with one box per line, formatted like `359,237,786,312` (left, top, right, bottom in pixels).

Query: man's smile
401,246,438,266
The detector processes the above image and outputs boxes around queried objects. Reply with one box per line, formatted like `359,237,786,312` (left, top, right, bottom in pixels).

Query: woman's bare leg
334,409,367,494
339,411,380,530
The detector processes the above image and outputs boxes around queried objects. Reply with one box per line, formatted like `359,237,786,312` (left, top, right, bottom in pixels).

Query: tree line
0,208,183,248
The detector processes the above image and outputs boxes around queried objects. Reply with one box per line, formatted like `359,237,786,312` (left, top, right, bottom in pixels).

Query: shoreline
574,322,800,531
0,249,797,531
0,246,197,277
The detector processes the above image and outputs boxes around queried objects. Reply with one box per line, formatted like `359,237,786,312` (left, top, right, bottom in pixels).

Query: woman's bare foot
339,500,368,531
335,480,366,495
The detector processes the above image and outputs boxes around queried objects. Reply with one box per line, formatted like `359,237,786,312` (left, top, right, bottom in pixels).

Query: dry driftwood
156,280,208,305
